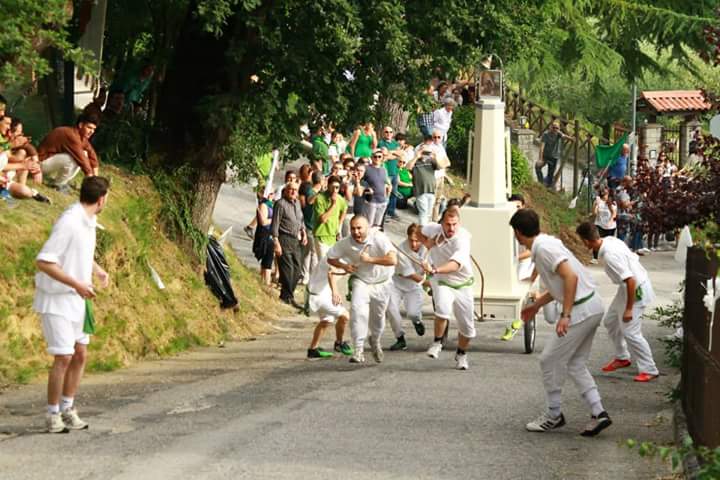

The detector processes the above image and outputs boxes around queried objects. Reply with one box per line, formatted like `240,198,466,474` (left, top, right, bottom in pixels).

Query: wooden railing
505,87,630,196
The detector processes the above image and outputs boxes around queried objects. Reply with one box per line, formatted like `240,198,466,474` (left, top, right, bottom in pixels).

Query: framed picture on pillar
476,70,503,100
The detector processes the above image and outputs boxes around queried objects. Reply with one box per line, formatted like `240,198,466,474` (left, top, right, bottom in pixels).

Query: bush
445,105,475,174
511,145,532,189
445,106,532,191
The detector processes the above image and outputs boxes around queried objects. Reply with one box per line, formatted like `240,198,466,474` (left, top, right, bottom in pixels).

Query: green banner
595,133,629,169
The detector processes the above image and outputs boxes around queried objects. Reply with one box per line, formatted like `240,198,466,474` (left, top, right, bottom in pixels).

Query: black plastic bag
204,236,239,309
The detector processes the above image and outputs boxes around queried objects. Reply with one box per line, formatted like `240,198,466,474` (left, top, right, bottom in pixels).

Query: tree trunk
191,158,227,234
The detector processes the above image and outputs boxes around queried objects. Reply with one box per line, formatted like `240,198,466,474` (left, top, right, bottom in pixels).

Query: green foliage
626,435,720,480
646,284,684,368
91,117,149,173
445,105,475,173
0,0,96,87
152,167,209,259
511,145,532,189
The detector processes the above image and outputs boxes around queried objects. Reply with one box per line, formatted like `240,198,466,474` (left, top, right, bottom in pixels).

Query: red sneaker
601,358,632,372
633,372,659,382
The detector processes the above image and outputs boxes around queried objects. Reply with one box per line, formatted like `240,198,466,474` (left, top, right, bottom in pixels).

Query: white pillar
462,97,533,319
468,98,508,207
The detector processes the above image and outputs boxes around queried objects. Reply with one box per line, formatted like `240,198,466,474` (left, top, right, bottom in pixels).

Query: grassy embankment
0,165,285,386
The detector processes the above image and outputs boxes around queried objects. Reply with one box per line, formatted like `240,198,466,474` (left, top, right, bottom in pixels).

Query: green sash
83,299,96,334
438,277,475,290
573,291,595,306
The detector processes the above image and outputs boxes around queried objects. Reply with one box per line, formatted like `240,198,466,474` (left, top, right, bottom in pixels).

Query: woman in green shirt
397,158,413,209
349,122,377,159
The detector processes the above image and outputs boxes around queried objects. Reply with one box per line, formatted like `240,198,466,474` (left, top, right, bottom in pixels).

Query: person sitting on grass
0,114,50,203
38,113,100,192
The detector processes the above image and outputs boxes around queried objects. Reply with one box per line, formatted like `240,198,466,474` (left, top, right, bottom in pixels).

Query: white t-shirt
594,199,616,230
307,257,332,297
531,234,600,325
33,202,97,320
432,108,453,136
422,223,473,286
327,231,395,284
393,240,426,292
598,236,654,305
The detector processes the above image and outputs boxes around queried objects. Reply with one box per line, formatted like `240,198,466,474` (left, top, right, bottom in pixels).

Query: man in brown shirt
39,113,100,190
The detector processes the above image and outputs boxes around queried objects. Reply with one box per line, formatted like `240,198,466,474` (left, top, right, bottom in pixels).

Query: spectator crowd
0,62,155,206
246,79,473,307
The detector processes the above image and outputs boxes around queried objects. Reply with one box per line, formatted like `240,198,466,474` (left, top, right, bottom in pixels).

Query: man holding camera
406,141,441,225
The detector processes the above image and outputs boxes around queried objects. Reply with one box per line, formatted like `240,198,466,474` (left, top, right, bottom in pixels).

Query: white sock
60,396,74,412
590,401,604,417
548,406,562,418
47,404,60,415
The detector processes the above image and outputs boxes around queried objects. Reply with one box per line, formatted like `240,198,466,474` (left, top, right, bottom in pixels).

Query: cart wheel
524,316,536,354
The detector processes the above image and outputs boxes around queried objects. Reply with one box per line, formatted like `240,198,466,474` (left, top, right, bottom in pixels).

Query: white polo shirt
531,234,600,325
393,240,426,292
33,202,97,321
432,107,453,136
422,223,473,286
328,231,395,284
307,257,332,297
599,236,655,305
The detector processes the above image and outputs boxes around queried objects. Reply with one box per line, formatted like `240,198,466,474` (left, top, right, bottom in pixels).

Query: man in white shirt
305,257,352,359
418,206,475,370
431,97,455,147
511,208,612,437
33,176,110,433
576,222,659,382
387,224,428,351
327,215,397,363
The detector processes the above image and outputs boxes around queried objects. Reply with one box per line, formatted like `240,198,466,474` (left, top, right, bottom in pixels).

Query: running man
576,222,659,382
387,223,427,351
511,208,612,436
306,256,353,359
33,176,110,433
327,215,397,363
418,206,475,370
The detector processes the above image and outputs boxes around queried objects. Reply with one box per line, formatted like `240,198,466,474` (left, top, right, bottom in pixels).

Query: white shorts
41,313,90,356
309,294,348,324
431,281,476,338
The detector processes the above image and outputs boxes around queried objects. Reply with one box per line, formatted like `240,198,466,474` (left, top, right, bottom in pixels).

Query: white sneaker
589,258,598,265
526,412,566,432
61,408,89,430
46,412,68,433
349,351,365,363
455,353,469,370
427,341,443,359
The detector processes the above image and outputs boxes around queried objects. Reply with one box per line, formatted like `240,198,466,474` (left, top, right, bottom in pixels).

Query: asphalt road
0,178,683,480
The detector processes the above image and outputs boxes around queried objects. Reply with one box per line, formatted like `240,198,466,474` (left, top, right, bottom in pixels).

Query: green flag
595,133,629,169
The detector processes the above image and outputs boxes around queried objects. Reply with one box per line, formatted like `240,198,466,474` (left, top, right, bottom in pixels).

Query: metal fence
505,87,629,196
661,127,681,164
682,247,720,449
